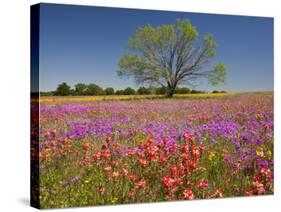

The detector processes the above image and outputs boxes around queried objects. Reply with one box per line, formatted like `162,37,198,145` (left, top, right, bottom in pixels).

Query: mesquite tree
117,19,226,97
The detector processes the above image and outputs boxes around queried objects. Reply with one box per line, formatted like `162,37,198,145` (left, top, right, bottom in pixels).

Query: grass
33,92,273,208
38,93,234,103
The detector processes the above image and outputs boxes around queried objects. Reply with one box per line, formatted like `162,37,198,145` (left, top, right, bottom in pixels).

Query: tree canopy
105,87,115,95
75,83,87,95
117,19,226,97
84,83,105,96
43,82,213,97
55,82,71,96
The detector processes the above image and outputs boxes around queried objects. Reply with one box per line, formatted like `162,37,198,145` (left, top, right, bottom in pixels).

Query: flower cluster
35,94,273,208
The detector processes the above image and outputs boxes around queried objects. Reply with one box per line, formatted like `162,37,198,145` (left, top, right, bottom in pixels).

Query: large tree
54,82,71,96
85,83,105,96
74,83,87,95
105,87,115,95
117,19,226,97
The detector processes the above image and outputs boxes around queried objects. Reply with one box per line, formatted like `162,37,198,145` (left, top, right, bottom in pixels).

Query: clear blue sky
38,3,273,92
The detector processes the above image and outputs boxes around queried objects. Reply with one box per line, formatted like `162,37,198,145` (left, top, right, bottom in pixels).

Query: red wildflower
44,131,51,139
188,136,195,144
183,132,189,139
135,178,147,189
189,161,197,169
101,144,107,150
92,150,101,160
170,164,178,175
130,175,137,182
105,136,112,143
98,185,105,195
82,141,92,150
147,138,154,144
49,140,57,148
128,190,134,197
122,168,129,176
181,143,190,154
112,171,119,179
253,175,261,181
245,188,254,196
182,153,191,162
102,149,111,160
183,189,194,200
252,180,265,194
103,166,112,173
178,165,185,175
191,145,200,158
50,128,57,138
159,156,168,164
147,145,159,159
183,133,195,144
260,168,272,178
138,158,148,167
137,141,144,149
162,175,176,189
196,181,209,189
199,144,205,152
163,136,169,144
210,189,224,198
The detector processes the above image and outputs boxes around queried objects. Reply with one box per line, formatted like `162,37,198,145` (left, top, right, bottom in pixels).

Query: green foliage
115,90,124,95
69,89,76,96
117,54,160,85
40,91,55,96
127,19,198,52
117,19,227,97
175,87,191,94
155,87,166,95
55,82,71,96
203,34,218,57
190,89,206,94
75,83,87,95
137,86,152,95
208,63,227,86
212,90,227,94
47,83,217,97
123,87,136,95
85,83,105,96
105,87,115,95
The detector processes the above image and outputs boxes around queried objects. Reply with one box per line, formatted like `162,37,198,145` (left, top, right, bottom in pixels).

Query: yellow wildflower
266,150,272,158
256,147,265,158
111,197,118,204
208,152,216,161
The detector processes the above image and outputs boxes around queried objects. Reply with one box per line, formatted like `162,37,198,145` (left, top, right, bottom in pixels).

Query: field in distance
37,92,272,103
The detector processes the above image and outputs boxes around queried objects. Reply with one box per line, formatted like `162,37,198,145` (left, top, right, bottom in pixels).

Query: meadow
32,93,273,208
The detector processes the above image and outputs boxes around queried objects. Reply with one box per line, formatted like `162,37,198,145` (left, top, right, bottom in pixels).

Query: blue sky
38,3,273,92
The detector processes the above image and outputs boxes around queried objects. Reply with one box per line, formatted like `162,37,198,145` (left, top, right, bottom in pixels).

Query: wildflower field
32,93,273,208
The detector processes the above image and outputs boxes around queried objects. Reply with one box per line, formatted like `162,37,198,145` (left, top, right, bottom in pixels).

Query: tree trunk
166,86,175,98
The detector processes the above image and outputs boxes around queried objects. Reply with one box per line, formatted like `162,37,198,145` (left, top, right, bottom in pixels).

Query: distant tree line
40,82,226,96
